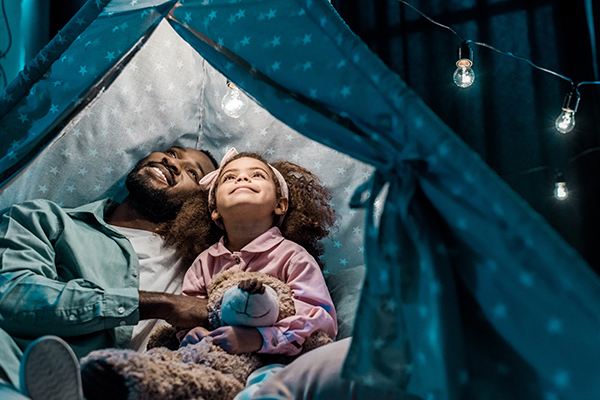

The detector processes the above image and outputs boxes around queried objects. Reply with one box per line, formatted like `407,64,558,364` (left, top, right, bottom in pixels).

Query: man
0,146,218,399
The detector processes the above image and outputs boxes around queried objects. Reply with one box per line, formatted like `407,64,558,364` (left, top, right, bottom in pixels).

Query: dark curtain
330,0,600,273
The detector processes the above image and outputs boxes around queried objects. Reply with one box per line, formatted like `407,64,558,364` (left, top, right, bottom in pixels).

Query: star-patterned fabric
2,1,600,399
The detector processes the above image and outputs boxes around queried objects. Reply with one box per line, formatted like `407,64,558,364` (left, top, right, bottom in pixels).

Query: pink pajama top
182,227,337,356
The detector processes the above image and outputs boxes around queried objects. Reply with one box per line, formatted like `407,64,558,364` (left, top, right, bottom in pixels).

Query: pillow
325,265,366,340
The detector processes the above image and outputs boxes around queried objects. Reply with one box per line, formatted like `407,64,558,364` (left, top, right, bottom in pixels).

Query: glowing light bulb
553,171,568,201
453,42,475,88
554,90,580,134
221,81,248,118
554,181,568,201
555,109,575,134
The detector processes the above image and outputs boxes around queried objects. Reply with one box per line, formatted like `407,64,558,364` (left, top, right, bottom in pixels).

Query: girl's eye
189,170,198,180
253,172,265,178
167,150,176,157
223,175,235,182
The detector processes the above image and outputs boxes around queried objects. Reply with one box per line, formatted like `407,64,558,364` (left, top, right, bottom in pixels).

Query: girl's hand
209,326,263,354
181,326,211,347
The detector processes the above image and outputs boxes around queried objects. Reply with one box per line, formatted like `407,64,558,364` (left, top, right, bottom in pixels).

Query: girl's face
212,157,287,225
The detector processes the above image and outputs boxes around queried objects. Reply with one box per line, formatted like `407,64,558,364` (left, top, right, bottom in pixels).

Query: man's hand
209,326,263,354
138,291,208,328
180,326,211,347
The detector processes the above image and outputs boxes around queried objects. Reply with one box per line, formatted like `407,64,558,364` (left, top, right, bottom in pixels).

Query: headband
199,148,289,228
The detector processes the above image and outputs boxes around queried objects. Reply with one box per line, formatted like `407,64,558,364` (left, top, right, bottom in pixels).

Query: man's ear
211,209,221,221
274,197,288,216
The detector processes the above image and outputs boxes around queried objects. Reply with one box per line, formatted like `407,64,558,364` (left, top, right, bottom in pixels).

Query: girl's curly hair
160,152,336,269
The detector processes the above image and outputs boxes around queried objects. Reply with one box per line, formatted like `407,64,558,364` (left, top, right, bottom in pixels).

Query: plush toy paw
146,325,179,351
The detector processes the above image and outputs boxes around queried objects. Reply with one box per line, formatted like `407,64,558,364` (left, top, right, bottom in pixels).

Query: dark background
49,0,600,273
329,0,600,273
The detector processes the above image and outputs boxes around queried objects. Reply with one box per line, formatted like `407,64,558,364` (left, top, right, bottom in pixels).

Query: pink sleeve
182,256,208,299
256,251,337,356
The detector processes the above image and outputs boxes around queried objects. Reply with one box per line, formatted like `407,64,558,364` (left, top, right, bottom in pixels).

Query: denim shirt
0,199,140,385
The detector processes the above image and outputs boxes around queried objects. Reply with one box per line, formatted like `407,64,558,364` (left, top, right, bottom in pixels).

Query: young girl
177,148,338,356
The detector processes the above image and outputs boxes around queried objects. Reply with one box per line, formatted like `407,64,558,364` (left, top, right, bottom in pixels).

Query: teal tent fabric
2,1,600,399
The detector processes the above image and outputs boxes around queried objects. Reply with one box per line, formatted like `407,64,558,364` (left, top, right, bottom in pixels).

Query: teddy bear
79,269,333,400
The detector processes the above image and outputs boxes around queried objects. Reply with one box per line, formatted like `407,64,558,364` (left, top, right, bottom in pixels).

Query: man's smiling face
125,147,216,223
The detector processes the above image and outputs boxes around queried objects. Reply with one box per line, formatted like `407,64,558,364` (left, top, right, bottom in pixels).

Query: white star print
492,303,507,319
297,114,308,125
553,370,570,389
547,318,563,334
519,271,534,287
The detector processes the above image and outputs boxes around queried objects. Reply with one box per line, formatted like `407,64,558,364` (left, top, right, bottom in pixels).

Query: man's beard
125,161,192,224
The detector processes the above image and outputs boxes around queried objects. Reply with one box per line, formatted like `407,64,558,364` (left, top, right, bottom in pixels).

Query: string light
221,80,248,118
555,89,580,134
453,41,475,88
395,0,600,201
554,171,569,201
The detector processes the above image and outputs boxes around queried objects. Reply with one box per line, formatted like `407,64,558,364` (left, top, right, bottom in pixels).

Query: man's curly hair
160,152,336,269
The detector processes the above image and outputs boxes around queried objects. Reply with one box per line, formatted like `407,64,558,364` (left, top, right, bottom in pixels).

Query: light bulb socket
561,90,580,112
456,41,473,68
555,170,565,183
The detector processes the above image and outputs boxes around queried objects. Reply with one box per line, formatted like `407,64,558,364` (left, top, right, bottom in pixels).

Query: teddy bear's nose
238,278,265,295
